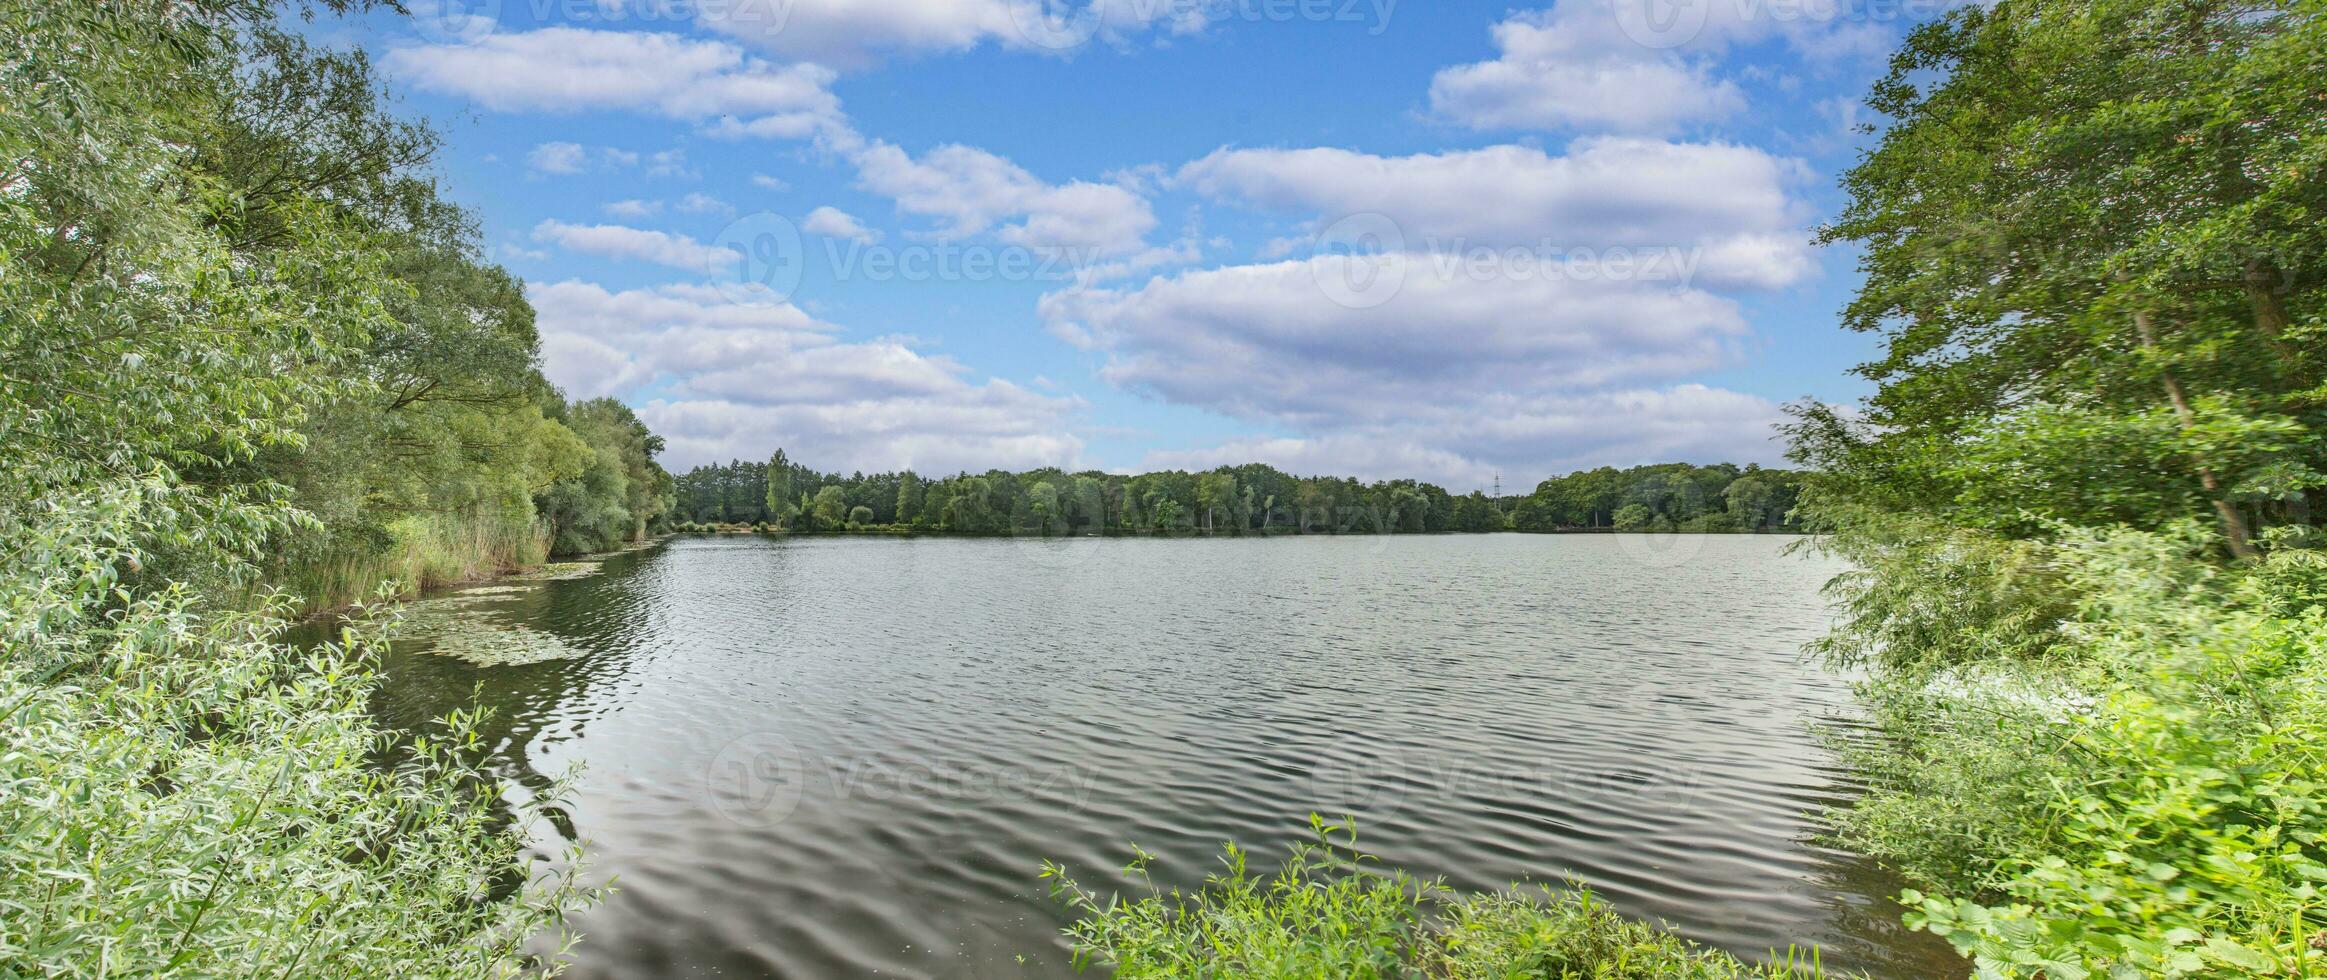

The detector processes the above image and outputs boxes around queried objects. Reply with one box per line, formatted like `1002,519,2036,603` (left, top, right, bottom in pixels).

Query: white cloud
642,394,1084,476
385,28,842,138
1143,435,1496,487
751,172,791,191
843,136,1156,255
696,0,1213,68
1041,253,1748,425
1177,138,1813,289
1429,8,1744,134
491,241,550,262
604,198,664,218
803,206,880,243
527,279,1083,472
1037,133,1821,485
530,280,831,343
526,141,591,175
677,192,733,215
526,142,645,176
531,220,738,273
647,149,698,179
1140,386,1791,489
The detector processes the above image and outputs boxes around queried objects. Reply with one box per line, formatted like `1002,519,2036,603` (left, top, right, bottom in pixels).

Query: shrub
0,480,595,976
1044,818,1822,979
1828,523,2327,977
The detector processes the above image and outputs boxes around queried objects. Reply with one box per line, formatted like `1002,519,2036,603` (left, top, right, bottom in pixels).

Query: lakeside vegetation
1041,818,1827,979
1779,0,2327,972
668,456,1805,535
3,0,660,972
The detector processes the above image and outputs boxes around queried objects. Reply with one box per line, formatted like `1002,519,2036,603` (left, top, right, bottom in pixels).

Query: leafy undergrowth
1044,817,1825,979
1819,519,2327,977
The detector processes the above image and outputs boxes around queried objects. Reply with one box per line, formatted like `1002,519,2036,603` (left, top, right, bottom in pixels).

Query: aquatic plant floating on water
395,612,583,667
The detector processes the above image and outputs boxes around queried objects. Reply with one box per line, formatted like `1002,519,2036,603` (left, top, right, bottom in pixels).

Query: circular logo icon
1010,0,1104,51
1305,735,1409,821
706,731,808,827
409,0,501,46
1006,519,1108,573
710,212,805,304
1613,0,1710,50
1312,212,1407,310
1614,522,1708,569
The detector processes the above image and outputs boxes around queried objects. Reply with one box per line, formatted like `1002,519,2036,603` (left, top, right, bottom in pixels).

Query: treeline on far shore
668,455,1805,536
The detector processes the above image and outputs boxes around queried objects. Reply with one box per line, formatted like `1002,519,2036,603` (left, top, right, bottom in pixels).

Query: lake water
371,533,1962,978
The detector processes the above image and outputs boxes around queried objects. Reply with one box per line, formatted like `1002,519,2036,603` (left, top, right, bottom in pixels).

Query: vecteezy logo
707,731,808,826
1305,734,1409,820
1613,0,1710,49
1311,212,1407,310
1010,0,1105,51
720,0,799,40
710,212,806,305
408,0,500,46
1613,519,1708,569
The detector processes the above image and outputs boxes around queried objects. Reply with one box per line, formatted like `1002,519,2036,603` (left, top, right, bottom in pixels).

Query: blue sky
320,0,1944,490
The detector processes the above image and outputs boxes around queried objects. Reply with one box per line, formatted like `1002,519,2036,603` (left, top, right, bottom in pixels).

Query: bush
1826,522,2327,977
1044,818,1822,979
0,480,594,976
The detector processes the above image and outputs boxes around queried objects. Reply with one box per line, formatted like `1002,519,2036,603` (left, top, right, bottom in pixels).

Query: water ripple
370,534,1964,978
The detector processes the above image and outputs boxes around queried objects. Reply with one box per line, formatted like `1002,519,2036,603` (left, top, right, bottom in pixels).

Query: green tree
1,2,595,972
1796,0,2327,556
812,485,848,528
895,470,924,525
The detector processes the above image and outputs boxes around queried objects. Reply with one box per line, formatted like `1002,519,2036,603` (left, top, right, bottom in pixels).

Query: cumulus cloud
1429,7,1744,134
1037,134,1819,486
1177,138,1813,289
696,0,1214,68
385,27,842,138
526,141,591,175
528,280,1084,472
1041,253,1748,425
803,206,880,243
1140,386,1791,489
532,220,737,273
677,192,733,215
603,198,664,218
843,136,1157,255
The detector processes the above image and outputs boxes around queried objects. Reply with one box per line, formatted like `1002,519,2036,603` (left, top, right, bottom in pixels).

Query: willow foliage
2,1,598,974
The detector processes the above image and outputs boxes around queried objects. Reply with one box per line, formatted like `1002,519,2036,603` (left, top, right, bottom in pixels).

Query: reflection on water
370,534,1964,978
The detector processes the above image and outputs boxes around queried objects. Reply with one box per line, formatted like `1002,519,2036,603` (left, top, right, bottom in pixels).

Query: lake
370,533,1962,978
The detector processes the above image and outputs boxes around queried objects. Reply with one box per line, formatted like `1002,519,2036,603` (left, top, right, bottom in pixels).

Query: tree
1795,0,2327,556
1,2,594,971
812,485,848,528
765,449,799,529
1612,504,1653,531
1723,473,1784,530
895,471,924,525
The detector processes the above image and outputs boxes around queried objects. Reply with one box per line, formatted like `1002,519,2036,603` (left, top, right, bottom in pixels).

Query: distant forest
670,454,1804,535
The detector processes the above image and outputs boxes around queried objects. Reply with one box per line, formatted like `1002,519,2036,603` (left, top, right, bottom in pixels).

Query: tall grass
279,513,553,614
